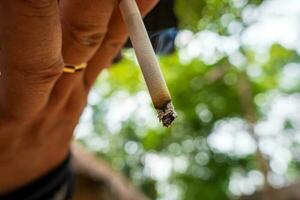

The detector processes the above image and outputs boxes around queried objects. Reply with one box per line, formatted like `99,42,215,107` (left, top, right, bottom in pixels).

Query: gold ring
63,63,87,73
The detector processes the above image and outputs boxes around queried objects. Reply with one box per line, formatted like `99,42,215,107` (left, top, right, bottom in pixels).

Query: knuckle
68,23,106,47
105,36,125,52
19,0,57,17
21,58,64,84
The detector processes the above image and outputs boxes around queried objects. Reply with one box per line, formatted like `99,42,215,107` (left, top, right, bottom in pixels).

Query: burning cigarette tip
157,102,177,127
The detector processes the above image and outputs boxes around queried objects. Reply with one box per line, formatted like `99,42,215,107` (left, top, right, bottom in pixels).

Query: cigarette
119,0,177,127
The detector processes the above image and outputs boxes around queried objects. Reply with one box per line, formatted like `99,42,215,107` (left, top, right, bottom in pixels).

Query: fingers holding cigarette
84,0,159,86
82,0,176,127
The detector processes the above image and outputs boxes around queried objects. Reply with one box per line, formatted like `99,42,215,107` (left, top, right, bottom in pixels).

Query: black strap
0,154,75,200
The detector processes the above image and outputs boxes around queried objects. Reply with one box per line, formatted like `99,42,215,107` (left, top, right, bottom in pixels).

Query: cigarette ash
157,102,177,127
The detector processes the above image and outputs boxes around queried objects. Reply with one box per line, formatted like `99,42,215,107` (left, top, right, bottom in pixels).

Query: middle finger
51,0,117,105
60,0,117,64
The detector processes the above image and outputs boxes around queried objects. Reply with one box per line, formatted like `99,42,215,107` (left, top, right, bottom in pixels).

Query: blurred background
74,0,300,199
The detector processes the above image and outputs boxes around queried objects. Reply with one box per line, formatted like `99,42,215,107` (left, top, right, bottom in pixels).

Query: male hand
0,0,158,194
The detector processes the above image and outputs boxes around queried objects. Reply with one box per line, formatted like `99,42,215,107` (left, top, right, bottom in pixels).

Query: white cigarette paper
119,0,177,127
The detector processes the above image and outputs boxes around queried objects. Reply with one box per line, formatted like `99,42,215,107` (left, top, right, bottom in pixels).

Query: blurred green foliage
175,0,263,32
79,0,300,199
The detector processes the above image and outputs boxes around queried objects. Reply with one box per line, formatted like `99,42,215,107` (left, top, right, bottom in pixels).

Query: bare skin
0,0,158,194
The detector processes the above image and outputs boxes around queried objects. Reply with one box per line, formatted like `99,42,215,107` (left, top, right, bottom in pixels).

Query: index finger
0,0,63,120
